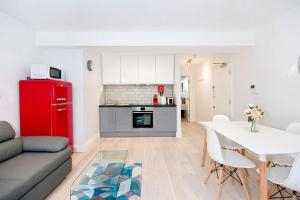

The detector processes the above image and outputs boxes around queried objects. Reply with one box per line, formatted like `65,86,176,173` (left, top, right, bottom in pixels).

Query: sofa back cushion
0,139,23,163
0,121,16,143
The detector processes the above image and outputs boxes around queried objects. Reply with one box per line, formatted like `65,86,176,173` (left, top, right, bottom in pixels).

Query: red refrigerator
19,80,73,148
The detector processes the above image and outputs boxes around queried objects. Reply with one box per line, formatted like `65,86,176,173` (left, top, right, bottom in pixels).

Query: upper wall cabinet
155,55,175,84
102,55,121,84
121,56,138,84
101,54,175,85
138,56,156,84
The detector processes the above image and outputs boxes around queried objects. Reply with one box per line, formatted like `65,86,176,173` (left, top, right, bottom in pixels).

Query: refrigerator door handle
57,108,67,112
57,98,66,101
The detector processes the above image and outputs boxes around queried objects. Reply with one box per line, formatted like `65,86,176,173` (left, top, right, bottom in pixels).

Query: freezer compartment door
51,81,72,104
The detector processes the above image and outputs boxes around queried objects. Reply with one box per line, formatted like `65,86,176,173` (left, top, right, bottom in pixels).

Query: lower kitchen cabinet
116,108,132,131
153,107,177,132
99,106,177,137
99,107,116,132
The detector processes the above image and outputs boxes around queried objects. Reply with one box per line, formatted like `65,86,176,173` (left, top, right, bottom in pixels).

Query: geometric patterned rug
71,163,142,200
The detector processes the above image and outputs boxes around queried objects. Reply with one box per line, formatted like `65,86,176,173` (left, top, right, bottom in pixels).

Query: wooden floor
47,121,260,200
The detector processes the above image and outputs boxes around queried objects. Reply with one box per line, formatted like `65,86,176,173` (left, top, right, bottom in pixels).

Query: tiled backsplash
104,85,174,104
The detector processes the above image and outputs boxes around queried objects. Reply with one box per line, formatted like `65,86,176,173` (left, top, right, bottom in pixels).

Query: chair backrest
283,153,300,192
213,115,230,124
206,128,225,164
286,123,300,135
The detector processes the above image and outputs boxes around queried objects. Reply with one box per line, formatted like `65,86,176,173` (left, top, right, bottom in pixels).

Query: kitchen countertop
99,104,177,107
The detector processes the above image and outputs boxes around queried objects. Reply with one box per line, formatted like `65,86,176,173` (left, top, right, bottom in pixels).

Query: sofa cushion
21,136,69,152
0,148,72,200
0,121,16,143
0,138,23,163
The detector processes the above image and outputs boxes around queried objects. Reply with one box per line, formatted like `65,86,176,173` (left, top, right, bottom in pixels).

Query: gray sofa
0,121,72,200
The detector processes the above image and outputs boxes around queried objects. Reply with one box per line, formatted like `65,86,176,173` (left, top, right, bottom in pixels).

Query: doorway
180,55,233,122
181,76,190,121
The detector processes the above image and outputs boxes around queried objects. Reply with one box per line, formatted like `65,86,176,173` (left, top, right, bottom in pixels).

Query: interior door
212,62,231,117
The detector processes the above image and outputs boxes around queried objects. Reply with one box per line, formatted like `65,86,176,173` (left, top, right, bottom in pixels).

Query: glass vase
250,119,257,132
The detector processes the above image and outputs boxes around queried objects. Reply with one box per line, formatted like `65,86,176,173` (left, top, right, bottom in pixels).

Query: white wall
83,48,102,145
0,12,42,134
231,6,300,129
174,55,182,137
42,48,86,151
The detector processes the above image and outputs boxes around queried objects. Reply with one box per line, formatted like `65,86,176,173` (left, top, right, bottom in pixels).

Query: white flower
248,104,255,109
244,104,264,120
243,109,251,116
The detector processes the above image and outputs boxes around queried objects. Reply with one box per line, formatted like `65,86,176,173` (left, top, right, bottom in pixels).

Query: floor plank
46,121,259,200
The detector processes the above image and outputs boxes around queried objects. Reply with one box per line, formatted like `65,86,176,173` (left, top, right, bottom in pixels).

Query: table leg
200,130,207,167
259,155,268,200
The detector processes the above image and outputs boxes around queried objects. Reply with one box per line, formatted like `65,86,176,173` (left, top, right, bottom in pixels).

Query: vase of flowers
243,104,264,132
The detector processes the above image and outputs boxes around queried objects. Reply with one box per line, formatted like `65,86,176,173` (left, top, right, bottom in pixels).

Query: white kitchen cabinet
102,54,175,85
120,56,138,84
102,55,121,84
138,56,156,84
155,55,175,84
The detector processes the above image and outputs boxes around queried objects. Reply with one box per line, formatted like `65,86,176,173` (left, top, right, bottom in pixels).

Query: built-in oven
132,107,153,128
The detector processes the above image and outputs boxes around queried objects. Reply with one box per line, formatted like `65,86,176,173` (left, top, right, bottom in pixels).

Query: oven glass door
132,112,153,128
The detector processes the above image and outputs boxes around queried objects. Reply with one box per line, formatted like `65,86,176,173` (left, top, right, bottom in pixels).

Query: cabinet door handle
57,108,67,112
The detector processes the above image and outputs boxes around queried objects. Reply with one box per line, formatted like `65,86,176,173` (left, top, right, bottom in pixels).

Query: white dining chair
204,128,256,200
268,123,300,167
267,153,300,199
213,115,244,151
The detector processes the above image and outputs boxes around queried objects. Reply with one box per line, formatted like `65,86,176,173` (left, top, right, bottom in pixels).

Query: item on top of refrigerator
30,64,66,80
153,94,158,106
157,85,165,96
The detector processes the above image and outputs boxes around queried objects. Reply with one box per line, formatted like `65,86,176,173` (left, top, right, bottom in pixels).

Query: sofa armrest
21,136,69,152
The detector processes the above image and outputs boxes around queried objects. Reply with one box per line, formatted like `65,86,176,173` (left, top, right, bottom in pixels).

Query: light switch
250,84,258,94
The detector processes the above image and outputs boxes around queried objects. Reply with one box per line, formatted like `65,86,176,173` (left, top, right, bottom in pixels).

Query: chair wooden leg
267,183,276,198
204,161,215,184
216,165,224,200
292,191,298,200
238,169,252,200
240,149,250,176
230,167,235,185
201,131,207,167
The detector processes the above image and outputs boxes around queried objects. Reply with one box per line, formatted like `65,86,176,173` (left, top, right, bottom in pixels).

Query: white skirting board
73,134,100,152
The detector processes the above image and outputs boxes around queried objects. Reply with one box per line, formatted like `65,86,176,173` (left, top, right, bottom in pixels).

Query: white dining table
200,121,300,200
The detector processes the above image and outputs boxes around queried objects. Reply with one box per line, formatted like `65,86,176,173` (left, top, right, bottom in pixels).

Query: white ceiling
0,0,299,32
